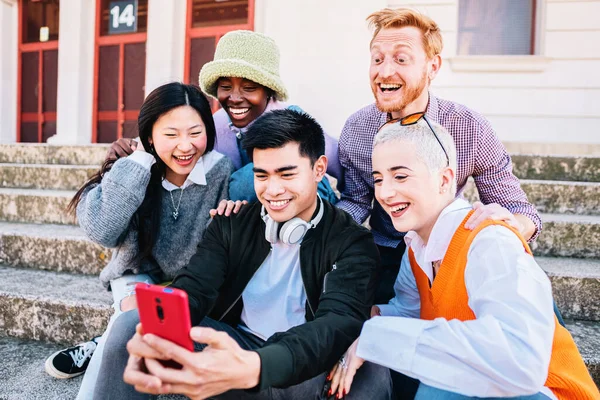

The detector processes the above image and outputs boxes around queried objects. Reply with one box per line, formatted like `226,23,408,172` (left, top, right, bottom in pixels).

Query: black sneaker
44,336,102,379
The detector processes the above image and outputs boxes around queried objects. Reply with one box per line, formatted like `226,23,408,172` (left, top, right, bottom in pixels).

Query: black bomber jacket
170,199,380,390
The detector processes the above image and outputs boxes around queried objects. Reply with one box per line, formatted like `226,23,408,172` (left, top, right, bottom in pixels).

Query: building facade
0,0,598,154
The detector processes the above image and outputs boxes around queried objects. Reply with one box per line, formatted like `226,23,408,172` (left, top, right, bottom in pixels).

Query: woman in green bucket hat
200,30,342,203
105,30,341,204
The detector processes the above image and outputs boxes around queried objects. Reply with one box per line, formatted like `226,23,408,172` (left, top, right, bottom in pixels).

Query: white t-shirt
240,241,307,340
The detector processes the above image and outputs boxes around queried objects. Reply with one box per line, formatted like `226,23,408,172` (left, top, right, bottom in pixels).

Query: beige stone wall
2,0,598,150
387,0,600,147
255,0,387,138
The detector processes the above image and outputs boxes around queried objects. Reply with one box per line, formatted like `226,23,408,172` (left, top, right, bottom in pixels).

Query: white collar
404,198,472,281
162,151,223,191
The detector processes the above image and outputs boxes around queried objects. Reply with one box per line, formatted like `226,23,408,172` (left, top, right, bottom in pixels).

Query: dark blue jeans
415,383,549,400
392,372,551,400
414,384,551,399
94,310,392,400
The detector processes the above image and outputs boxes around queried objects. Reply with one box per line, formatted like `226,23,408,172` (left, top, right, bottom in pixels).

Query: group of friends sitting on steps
43,7,599,400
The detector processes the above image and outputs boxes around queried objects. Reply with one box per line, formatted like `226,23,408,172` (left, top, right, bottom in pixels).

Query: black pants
94,311,392,400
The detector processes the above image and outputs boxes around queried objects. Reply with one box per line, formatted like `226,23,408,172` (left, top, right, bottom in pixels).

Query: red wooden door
184,0,255,108
92,0,148,143
17,0,60,143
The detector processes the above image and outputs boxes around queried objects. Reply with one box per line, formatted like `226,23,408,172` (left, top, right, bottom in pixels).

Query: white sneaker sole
44,350,85,379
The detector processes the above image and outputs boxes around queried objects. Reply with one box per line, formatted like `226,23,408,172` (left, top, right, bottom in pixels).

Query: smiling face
150,105,207,187
369,27,440,117
372,138,453,242
216,77,270,128
252,142,327,223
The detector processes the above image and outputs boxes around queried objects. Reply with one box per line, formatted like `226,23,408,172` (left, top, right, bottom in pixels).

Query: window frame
183,0,255,86
449,0,550,73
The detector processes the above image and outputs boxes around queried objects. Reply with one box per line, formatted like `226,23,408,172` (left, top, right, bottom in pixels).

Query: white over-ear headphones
261,195,324,245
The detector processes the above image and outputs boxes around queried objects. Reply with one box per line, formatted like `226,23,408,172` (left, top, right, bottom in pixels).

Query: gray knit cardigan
76,151,234,288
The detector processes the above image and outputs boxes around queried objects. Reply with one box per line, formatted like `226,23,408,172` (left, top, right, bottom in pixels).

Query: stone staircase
463,154,600,386
0,144,598,398
0,144,112,398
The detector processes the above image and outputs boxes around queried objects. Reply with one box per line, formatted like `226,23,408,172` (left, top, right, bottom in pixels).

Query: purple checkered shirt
336,93,542,247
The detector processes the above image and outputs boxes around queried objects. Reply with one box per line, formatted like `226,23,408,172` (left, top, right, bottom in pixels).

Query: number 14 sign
108,0,138,34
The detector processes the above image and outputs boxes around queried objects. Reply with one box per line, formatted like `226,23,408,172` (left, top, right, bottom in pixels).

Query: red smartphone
135,283,194,352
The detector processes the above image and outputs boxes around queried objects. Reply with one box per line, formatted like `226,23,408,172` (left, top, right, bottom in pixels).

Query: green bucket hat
199,30,288,101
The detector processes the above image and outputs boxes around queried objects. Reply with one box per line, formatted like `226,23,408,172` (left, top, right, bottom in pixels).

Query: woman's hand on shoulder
209,200,248,218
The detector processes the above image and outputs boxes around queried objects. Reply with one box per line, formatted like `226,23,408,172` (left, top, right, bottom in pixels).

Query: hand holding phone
135,283,194,352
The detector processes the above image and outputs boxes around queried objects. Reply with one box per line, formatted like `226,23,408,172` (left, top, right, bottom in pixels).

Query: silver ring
338,356,348,370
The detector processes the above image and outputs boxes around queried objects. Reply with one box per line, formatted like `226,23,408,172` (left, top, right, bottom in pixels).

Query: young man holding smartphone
93,109,391,400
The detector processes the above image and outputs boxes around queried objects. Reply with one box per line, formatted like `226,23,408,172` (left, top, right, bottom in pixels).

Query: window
22,0,60,43
184,0,253,85
93,0,148,142
191,0,249,28
458,0,536,56
18,0,60,142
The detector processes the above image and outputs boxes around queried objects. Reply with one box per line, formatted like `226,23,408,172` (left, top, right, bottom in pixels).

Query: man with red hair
336,8,542,305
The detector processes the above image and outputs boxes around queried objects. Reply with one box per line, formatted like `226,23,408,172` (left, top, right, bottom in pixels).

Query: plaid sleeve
336,121,373,225
472,118,542,241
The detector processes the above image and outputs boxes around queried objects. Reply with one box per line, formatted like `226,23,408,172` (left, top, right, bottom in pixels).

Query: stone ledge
463,179,600,216
0,221,109,275
0,321,595,400
0,163,97,191
0,144,110,166
539,257,600,321
521,180,600,215
532,214,600,259
511,154,600,182
0,336,184,399
566,320,600,386
505,142,600,157
0,266,112,344
0,188,77,225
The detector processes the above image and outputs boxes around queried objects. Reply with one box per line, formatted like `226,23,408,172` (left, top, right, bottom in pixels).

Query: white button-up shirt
357,198,557,399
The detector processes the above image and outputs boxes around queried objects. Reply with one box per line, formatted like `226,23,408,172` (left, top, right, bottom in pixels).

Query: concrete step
0,144,109,166
0,221,109,275
0,337,182,400
0,322,596,400
463,179,600,216
539,257,600,322
504,141,600,157
534,214,600,259
0,336,84,399
0,266,112,344
511,154,600,182
566,320,600,386
0,163,98,190
523,180,600,216
0,188,76,225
